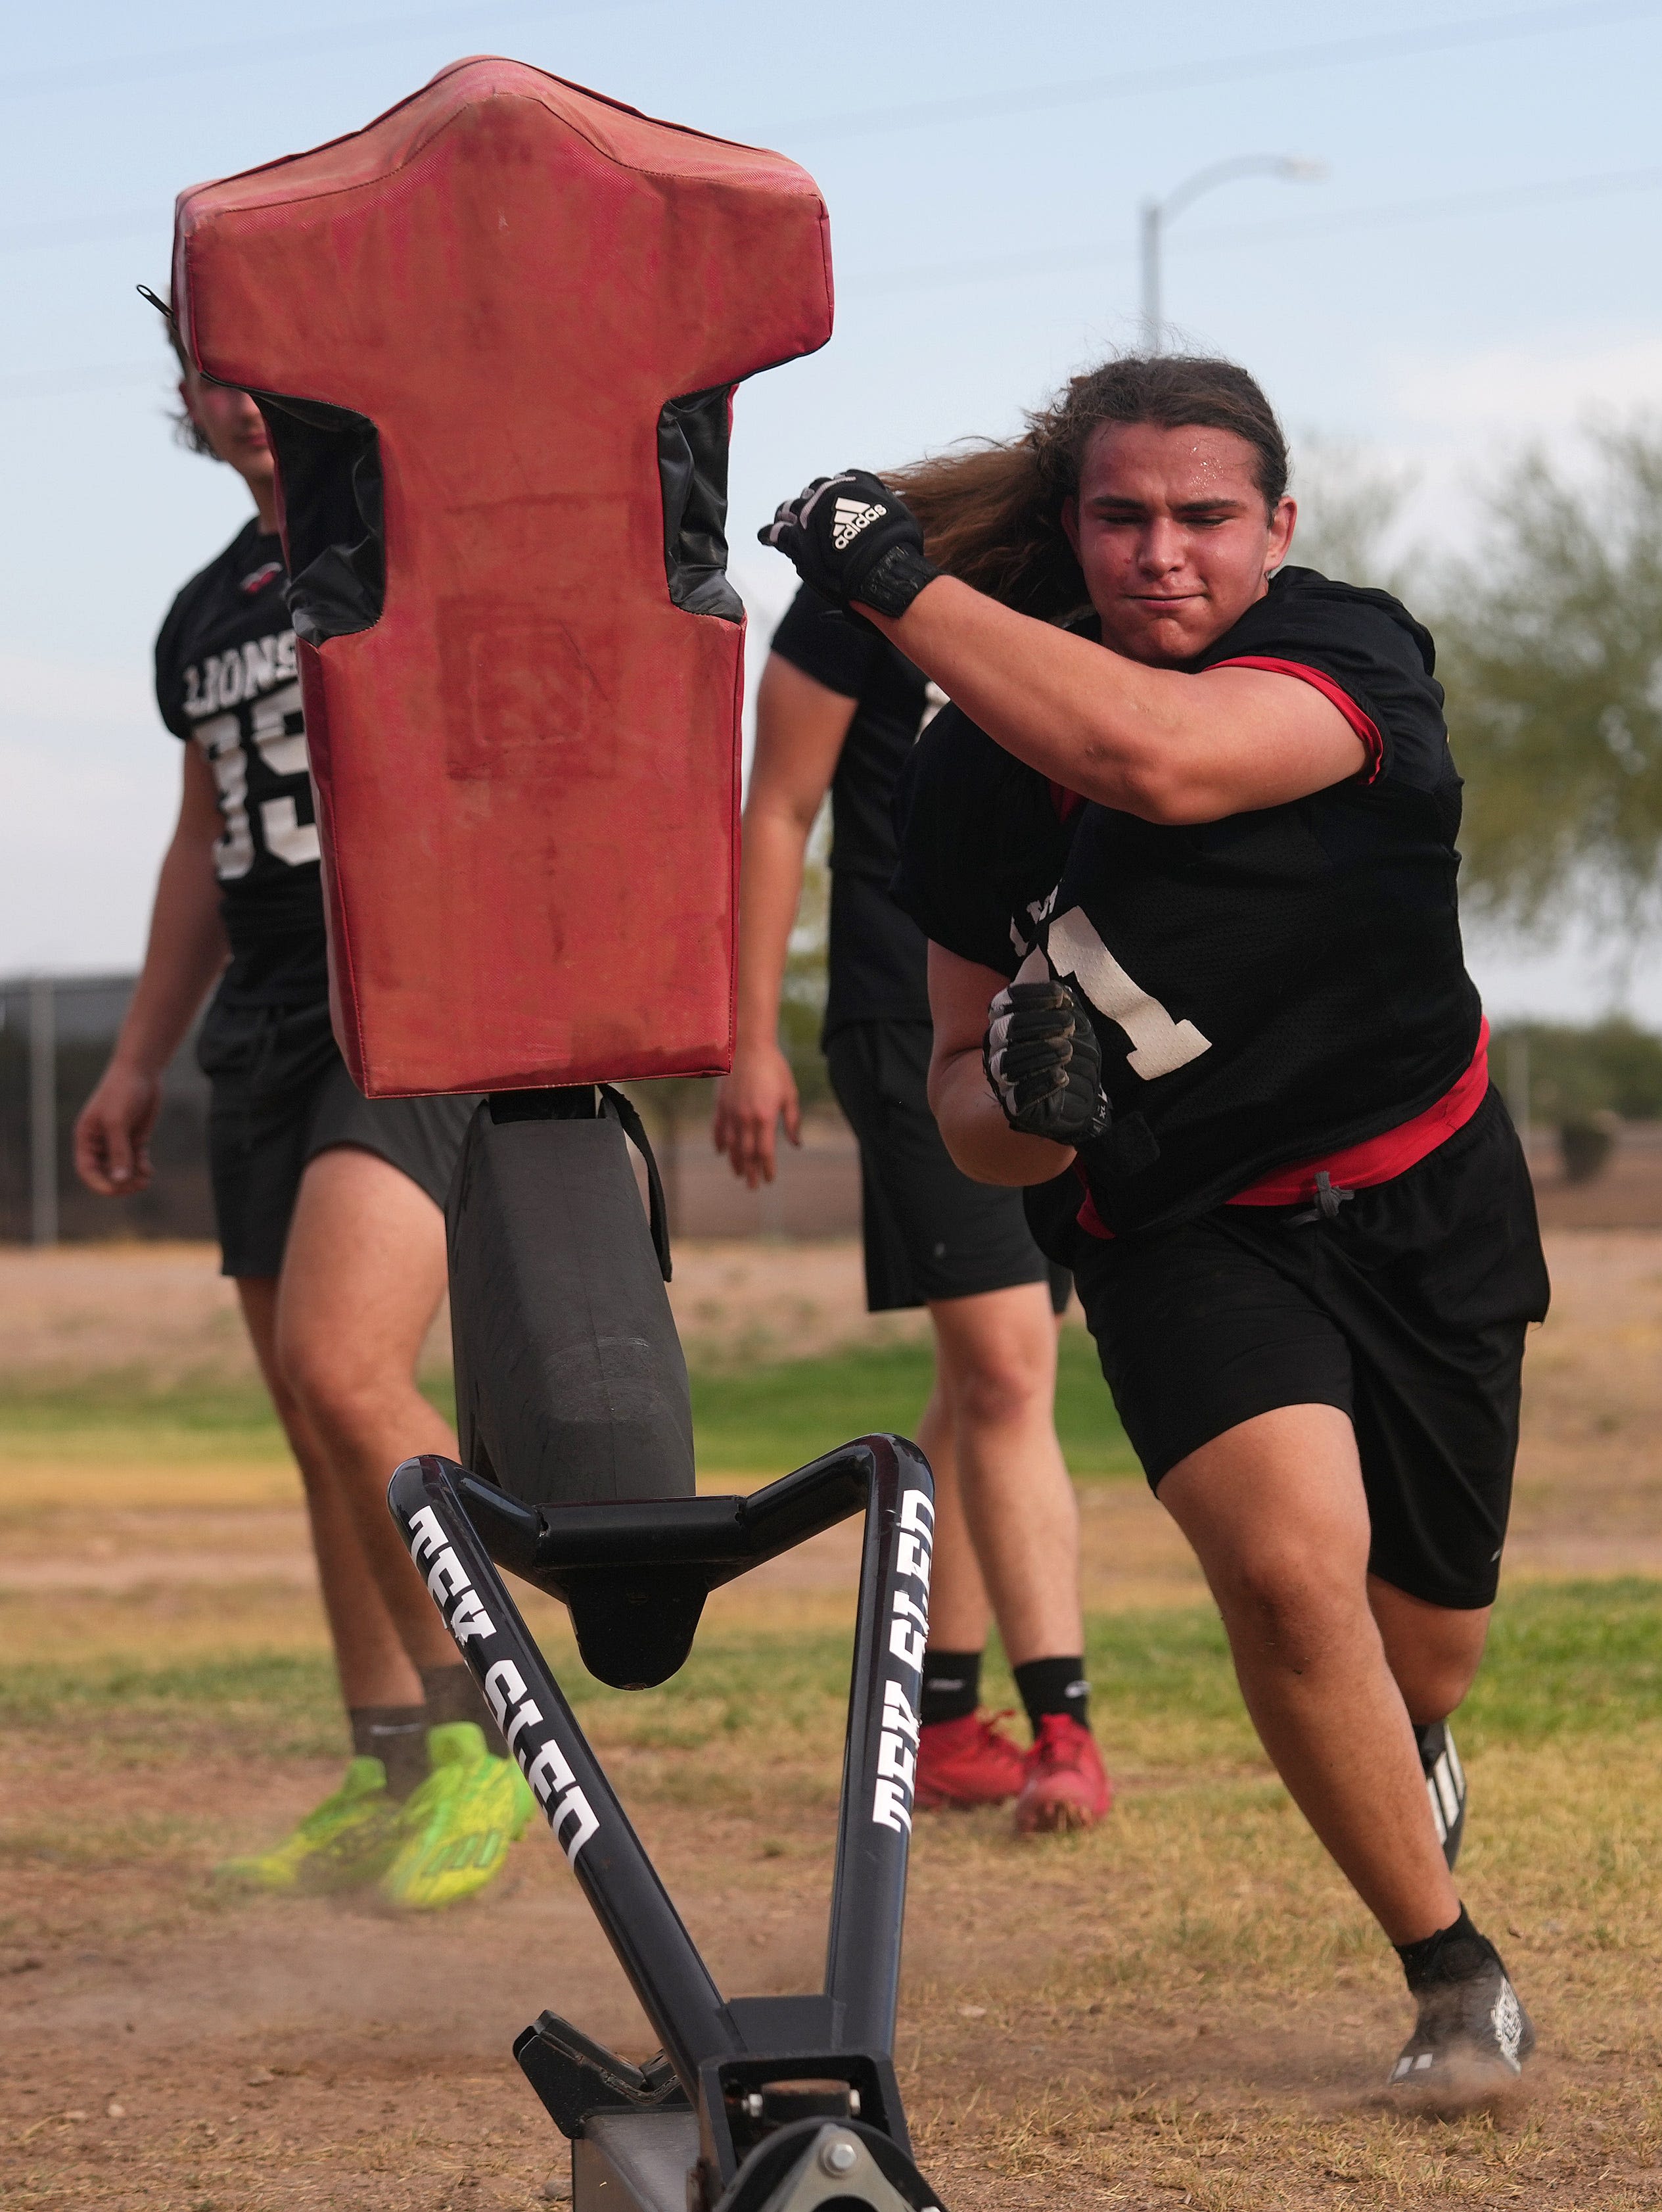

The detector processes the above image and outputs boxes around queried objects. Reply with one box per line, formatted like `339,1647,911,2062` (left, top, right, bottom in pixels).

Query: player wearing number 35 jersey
74,305,528,1911
154,521,323,995
760,353,1548,2102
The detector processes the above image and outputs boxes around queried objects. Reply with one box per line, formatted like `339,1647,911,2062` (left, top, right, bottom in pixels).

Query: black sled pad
447,1092,695,1512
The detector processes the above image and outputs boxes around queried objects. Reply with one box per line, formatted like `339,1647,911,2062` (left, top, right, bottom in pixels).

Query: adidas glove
758,469,939,617
983,979,1110,1144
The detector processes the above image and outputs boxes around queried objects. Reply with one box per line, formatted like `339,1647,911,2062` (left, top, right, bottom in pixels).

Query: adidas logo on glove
832,495,885,550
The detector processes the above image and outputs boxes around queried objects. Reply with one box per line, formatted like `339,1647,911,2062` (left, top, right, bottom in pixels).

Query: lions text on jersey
156,519,329,1004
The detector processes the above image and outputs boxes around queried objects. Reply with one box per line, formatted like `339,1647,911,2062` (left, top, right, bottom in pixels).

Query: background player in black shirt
759,356,1548,2096
74,323,530,1910
711,590,1106,1831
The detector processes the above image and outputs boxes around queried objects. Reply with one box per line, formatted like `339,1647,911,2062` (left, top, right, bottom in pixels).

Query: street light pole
1140,154,1326,354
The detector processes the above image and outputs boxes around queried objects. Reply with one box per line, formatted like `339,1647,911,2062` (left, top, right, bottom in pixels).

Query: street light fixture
1140,154,1327,353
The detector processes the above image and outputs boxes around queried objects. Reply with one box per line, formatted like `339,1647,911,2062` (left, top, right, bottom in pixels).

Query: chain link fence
0,974,213,1244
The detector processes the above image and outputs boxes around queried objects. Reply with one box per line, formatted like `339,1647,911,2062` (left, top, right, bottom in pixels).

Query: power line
4,0,1656,258
0,0,642,101
846,161,1662,298
1,0,1654,115
7,156,1662,399
779,0,1662,143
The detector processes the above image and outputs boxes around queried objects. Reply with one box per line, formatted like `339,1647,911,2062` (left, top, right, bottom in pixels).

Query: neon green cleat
379,1723,536,1912
215,1756,402,1894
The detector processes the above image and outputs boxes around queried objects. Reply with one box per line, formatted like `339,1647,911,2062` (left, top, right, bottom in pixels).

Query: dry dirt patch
3,1231,1661,2207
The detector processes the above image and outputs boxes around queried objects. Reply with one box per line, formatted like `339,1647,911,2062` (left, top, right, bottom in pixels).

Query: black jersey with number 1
892,566,1484,1239
154,517,327,1007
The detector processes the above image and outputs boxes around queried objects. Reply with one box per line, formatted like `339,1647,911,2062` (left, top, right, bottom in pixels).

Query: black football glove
983,979,1110,1144
757,469,940,617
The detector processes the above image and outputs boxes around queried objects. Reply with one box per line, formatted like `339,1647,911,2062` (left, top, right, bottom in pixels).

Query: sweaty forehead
1080,421,1261,507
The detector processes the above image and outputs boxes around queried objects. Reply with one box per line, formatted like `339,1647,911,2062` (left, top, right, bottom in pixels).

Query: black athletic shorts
826,1018,1071,1315
196,995,476,1279
1070,1087,1550,1610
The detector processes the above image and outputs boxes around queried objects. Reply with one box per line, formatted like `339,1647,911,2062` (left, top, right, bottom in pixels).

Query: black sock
419,1663,509,1757
350,1704,428,1802
1013,1656,1089,1733
1395,1906,1493,1993
919,1649,982,1728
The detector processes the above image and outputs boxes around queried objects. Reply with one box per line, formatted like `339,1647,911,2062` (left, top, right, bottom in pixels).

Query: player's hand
758,469,939,618
74,1061,162,1195
983,979,1109,1144
712,1041,802,1190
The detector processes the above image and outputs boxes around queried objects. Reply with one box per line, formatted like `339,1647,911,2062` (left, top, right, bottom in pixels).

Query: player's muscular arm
868,577,1365,824
712,655,856,1188
75,745,229,1195
927,943,1078,1188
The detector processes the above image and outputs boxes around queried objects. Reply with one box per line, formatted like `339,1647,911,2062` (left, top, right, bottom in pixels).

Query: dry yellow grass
3,1233,1661,2207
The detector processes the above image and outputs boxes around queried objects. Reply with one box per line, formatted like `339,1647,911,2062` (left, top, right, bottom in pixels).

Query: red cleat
1015,1714,1113,1835
915,1711,1027,1810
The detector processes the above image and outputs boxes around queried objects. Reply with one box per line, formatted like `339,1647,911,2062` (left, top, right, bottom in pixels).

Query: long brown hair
887,354,1289,623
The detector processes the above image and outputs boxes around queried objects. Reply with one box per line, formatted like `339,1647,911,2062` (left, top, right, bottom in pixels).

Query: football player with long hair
758,354,1548,2094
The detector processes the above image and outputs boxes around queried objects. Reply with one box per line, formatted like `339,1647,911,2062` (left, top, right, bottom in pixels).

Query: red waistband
1073,1021,1490,1240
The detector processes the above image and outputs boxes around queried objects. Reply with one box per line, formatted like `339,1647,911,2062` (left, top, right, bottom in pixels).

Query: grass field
4,1234,1662,2208
0,1329,1137,1478
6,1578,1658,1766
5,1575,1662,2207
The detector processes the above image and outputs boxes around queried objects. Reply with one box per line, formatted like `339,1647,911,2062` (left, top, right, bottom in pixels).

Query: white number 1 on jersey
1021,908,1212,1081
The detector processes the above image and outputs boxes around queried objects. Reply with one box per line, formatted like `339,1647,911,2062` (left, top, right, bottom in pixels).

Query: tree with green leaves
1437,421,1662,934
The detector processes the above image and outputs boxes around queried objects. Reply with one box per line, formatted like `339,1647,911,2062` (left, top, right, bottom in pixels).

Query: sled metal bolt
743,2093,764,2121
819,2138,859,2177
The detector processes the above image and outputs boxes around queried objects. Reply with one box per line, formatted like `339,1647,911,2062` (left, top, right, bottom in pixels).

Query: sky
5,0,1662,1022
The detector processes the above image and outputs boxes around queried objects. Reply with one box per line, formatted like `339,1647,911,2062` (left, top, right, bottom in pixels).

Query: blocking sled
409,1088,946,2209
178,59,944,2209
389,1415,945,2212
170,56,833,1096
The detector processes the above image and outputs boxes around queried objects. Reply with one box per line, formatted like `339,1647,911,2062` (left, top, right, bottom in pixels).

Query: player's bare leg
913,1378,990,1647
273,1144,460,1671
917,1282,1107,1830
238,1276,424,1709
1157,1403,1465,1941
238,1144,532,1906
930,1285,1080,1660
1159,1404,1531,2091
1371,1574,1487,1870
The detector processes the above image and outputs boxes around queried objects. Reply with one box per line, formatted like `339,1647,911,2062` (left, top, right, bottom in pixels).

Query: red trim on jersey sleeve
1209,655,1385,784
1048,780,1085,823
1071,1022,1490,1241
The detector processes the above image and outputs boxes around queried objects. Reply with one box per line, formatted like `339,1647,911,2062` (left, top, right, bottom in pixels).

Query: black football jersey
155,517,327,1006
891,709,1080,979
892,567,1482,1238
770,584,943,1038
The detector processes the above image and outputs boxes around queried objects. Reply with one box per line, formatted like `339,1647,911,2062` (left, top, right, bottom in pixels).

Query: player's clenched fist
758,469,940,617
983,979,1110,1144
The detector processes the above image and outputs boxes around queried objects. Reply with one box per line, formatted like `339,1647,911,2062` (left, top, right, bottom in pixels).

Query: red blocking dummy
171,59,832,1096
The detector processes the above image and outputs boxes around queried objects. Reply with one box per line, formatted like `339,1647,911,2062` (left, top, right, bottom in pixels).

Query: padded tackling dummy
170,57,833,1097
447,1091,694,1506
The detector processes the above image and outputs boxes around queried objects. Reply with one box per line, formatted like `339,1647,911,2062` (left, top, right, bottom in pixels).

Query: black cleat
1418,1720,1466,1869
1391,1911,1534,2102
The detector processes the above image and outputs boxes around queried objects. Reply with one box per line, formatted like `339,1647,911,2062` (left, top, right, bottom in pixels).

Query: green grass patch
1462,1578,1662,1744
690,1331,1134,1476
7,1583,1657,1773
0,1332,1134,1477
